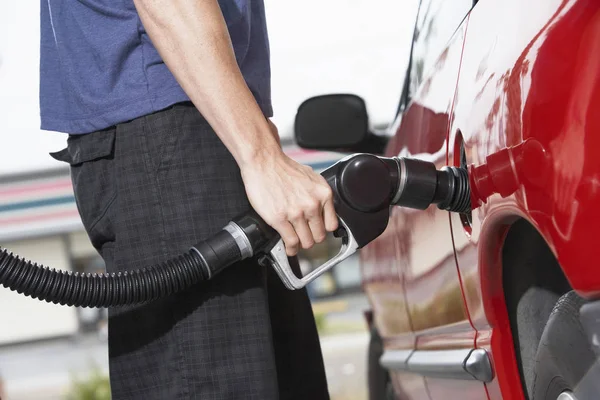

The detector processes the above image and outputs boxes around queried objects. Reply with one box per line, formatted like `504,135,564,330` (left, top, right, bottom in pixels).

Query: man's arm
133,0,338,256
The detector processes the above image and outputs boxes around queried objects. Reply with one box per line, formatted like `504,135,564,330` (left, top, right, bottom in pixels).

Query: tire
503,220,571,398
368,327,396,400
531,291,600,399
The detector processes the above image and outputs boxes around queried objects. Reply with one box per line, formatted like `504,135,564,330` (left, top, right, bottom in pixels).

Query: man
41,1,337,399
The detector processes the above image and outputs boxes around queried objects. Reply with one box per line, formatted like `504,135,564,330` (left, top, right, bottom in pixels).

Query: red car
294,0,600,399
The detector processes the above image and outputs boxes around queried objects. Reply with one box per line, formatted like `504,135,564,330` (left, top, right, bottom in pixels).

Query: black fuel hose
0,229,246,308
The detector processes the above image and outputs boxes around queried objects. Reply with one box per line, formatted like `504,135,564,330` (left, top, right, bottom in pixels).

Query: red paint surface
452,0,600,398
361,0,600,399
363,5,487,398
414,320,475,351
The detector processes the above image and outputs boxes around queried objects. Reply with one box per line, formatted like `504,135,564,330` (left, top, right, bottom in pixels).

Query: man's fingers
304,198,327,244
274,221,300,257
323,199,339,232
307,214,327,244
291,215,315,251
318,180,338,233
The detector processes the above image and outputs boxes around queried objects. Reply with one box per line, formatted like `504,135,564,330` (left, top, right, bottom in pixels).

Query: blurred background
0,1,418,399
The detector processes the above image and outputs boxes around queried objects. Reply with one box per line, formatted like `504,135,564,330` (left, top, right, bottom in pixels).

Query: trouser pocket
50,128,117,250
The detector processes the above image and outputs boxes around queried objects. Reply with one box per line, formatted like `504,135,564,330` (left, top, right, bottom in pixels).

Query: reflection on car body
295,0,600,398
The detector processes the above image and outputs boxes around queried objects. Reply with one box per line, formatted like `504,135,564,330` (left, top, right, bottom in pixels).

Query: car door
377,1,490,399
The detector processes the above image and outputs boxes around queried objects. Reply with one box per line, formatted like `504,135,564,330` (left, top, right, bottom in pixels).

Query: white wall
0,2,66,177
0,1,418,177
266,0,419,134
0,236,79,344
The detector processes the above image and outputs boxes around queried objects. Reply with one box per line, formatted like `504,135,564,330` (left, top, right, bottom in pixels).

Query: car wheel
368,327,396,400
531,291,600,399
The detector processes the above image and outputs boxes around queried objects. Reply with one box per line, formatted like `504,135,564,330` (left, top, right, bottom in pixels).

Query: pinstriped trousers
51,102,330,400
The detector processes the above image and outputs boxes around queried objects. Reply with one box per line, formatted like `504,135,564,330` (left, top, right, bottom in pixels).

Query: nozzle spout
391,157,471,214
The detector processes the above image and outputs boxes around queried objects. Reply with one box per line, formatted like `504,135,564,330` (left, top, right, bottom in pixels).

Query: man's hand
248,119,338,256
242,150,338,256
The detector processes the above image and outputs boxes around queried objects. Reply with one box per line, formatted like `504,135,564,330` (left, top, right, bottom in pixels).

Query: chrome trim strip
379,348,494,382
464,349,494,383
407,348,474,380
379,350,413,371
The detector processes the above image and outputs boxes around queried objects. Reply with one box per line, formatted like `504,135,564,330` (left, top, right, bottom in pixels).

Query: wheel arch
501,218,572,398
477,211,572,399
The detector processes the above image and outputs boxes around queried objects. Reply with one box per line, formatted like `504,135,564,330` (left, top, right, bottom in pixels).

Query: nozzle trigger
263,218,359,290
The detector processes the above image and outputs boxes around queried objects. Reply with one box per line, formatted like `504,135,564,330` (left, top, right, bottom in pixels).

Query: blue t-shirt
40,1,272,134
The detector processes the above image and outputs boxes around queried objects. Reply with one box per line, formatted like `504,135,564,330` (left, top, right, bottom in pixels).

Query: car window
398,0,473,113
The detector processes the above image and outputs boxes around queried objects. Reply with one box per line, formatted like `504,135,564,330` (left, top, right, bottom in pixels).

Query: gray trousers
51,102,329,400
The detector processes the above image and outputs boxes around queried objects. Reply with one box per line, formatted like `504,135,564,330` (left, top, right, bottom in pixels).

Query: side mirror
294,94,388,154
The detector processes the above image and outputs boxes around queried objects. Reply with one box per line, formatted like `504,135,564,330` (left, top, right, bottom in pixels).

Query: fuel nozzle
0,153,473,305
231,153,471,290
230,153,471,249
324,153,471,215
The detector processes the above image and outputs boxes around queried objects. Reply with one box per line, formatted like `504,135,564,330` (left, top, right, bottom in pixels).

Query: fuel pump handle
229,153,470,290
0,153,469,307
